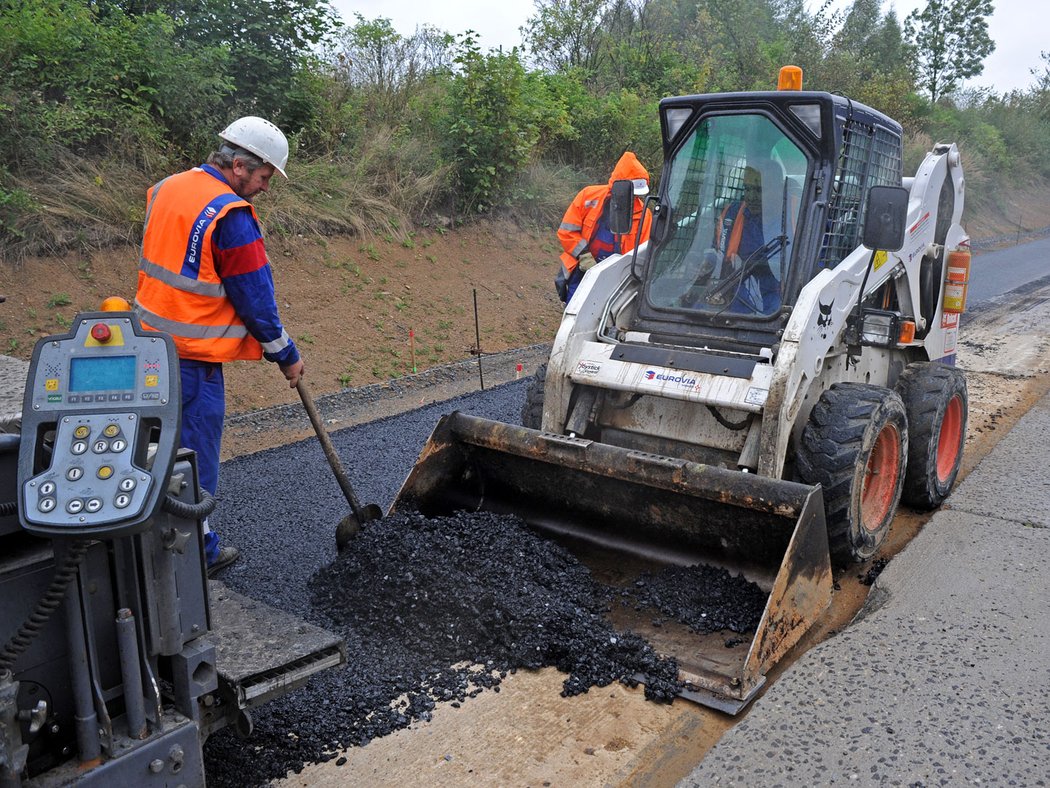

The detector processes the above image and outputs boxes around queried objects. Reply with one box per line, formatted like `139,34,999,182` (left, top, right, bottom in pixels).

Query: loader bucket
391,412,833,714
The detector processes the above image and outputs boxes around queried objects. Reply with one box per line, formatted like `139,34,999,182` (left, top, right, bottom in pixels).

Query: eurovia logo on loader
643,369,698,387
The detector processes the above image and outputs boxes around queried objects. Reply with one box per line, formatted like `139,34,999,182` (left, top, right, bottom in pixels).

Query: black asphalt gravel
626,564,768,635
202,379,764,785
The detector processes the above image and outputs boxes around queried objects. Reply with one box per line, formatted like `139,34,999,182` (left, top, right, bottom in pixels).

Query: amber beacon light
101,296,131,312
778,65,803,91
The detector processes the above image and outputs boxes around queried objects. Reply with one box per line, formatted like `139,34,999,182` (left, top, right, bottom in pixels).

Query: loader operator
556,151,653,303
134,116,304,575
683,165,781,315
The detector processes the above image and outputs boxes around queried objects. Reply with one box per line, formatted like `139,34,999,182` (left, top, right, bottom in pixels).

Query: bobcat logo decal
817,299,834,339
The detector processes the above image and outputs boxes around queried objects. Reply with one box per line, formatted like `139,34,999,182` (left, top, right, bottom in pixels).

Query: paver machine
390,68,970,712
1,311,344,786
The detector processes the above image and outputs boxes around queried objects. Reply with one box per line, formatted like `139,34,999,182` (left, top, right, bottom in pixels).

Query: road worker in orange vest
556,151,653,303
135,116,303,575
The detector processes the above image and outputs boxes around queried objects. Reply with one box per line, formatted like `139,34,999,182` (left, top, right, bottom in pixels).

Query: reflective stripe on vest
133,302,249,340
136,168,263,362
139,257,226,297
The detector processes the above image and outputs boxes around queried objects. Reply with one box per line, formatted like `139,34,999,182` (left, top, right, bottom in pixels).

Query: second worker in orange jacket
555,151,653,303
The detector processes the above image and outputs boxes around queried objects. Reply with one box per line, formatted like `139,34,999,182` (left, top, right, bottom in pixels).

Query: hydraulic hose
0,488,213,672
0,539,90,672
707,405,751,431
162,488,216,520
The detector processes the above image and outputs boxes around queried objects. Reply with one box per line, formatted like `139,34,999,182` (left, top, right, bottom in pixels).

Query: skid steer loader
391,68,970,713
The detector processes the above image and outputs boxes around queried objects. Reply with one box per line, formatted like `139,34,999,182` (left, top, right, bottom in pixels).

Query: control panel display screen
69,355,137,392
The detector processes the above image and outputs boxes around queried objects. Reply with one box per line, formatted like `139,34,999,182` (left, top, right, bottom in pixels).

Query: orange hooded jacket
557,151,653,283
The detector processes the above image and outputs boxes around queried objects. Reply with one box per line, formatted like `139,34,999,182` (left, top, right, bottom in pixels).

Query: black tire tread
796,383,907,567
896,362,968,509
520,362,548,429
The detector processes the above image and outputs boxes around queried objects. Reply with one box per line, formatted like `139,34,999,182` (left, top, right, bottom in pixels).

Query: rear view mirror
608,179,635,235
863,185,909,252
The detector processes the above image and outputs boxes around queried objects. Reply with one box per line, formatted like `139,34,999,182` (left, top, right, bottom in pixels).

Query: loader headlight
858,309,900,348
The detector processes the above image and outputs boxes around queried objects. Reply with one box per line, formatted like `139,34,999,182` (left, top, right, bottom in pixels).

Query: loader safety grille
818,120,902,269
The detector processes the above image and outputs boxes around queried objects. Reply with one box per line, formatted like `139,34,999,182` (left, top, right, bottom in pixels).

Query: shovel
296,379,382,551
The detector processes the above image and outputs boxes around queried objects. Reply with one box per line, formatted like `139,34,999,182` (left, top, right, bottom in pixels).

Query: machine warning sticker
872,250,888,271
574,360,602,376
745,387,768,406
941,312,959,329
943,328,958,354
909,211,931,237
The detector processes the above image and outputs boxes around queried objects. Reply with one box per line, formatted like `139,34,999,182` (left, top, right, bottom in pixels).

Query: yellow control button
103,424,120,438
45,379,59,391
96,465,114,480
73,425,90,439
145,374,159,388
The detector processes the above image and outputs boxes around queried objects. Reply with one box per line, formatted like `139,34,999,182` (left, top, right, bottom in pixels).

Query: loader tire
521,362,548,430
796,383,908,568
896,362,968,510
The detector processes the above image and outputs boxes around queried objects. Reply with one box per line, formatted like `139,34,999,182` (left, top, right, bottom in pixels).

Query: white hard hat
632,178,649,196
219,116,289,178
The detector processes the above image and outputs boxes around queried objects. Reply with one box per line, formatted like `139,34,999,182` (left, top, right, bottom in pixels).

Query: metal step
208,581,344,710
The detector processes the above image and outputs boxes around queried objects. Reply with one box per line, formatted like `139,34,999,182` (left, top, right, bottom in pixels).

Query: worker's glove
577,251,596,271
554,268,584,304
554,270,569,302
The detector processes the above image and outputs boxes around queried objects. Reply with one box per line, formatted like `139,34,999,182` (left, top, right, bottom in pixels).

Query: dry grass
6,152,149,263
1,129,452,265
263,128,450,240
500,160,586,228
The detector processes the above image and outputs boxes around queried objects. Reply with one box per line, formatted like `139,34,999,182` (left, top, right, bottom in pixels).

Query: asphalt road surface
969,234,1050,305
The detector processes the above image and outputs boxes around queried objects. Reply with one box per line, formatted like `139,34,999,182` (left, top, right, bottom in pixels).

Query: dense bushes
1,0,1048,260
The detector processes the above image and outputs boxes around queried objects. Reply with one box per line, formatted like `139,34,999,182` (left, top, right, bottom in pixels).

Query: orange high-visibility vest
715,201,748,260
134,168,263,362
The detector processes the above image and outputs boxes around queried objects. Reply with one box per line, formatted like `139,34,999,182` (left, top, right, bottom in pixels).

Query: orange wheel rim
862,424,901,532
936,394,964,483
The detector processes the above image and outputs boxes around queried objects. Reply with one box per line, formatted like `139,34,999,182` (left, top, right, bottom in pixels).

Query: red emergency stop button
91,323,112,343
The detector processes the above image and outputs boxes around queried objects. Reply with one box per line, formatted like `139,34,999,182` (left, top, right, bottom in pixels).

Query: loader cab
629,92,903,356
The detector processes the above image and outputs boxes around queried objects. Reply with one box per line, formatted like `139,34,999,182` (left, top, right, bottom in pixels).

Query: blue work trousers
179,360,225,563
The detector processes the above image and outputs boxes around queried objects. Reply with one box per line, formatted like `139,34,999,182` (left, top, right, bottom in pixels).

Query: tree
131,0,341,132
904,0,995,103
521,0,610,74
334,16,453,119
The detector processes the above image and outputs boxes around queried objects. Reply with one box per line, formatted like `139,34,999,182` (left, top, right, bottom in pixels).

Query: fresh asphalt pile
626,565,768,635
202,379,765,785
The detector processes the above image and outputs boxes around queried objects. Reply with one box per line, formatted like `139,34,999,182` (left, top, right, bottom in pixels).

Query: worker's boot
207,545,241,576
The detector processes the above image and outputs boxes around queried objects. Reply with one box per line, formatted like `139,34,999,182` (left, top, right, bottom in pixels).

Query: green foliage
0,0,1045,261
0,0,230,166
904,0,995,103
0,181,36,241
333,15,454,122
521,0,609,74
136,0,340,135
445,37,541,213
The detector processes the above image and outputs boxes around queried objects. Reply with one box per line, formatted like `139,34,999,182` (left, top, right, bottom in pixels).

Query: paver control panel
18,312,180,537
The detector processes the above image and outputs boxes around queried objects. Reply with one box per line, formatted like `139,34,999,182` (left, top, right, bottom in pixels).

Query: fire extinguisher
942,247,971,314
